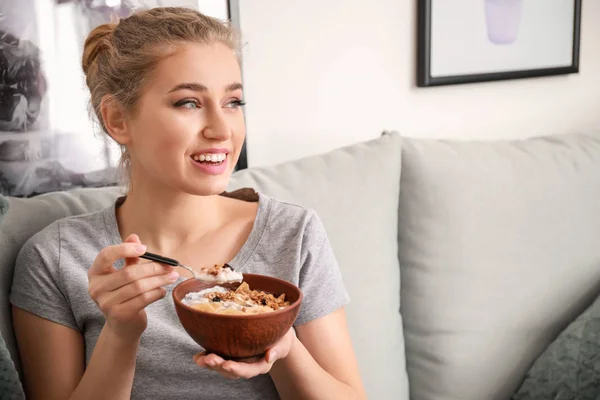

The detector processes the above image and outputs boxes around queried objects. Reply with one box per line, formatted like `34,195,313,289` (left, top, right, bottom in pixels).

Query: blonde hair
81,7,240,172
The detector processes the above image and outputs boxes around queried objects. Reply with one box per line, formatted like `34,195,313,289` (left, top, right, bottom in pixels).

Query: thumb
124,233,143,266
265,347,280,364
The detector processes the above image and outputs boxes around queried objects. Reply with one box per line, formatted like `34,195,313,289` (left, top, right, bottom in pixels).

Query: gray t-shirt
10,193,350,400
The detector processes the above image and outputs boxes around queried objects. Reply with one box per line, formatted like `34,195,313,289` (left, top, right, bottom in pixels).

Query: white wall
236,0,600,167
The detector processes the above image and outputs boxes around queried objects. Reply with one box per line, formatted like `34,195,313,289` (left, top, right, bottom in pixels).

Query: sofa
1,131,600,400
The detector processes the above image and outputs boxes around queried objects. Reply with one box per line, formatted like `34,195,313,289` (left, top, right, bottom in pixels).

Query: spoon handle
140,251,199,278
140,252,180,267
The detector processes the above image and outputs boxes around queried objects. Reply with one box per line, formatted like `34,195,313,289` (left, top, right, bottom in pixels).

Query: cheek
133,109,193,154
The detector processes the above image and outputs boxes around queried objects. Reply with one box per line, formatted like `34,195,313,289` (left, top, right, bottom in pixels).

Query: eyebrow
168,82,243,93
224,82,243,92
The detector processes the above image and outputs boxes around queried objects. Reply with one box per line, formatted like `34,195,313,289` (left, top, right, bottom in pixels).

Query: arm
195,308,367,400
12,307,140,400
11,233,177,400
269,308,367,400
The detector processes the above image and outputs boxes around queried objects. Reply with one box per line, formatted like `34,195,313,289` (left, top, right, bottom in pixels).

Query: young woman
10,7,366,400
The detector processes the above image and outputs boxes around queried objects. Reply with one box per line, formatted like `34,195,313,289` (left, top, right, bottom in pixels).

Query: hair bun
82,23,116,77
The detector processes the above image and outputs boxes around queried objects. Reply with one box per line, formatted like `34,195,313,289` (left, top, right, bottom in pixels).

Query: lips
190,151,229,175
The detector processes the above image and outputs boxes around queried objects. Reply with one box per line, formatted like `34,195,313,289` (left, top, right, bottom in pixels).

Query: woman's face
124,42,245,196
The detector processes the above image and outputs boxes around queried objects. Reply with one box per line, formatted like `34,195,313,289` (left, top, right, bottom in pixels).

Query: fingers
194,353,238,379
87,235,178,338
88,234,178,311
96,269,179,310
198,353,226,369
104,287,168,323
221,359,272,379
192,330,294,379
90,241,147,276
194,353,276,379
265,347,280,364
89,260,175,297
115,261,176,291
124,233,141,245
119,286,169,313
124,234,143,267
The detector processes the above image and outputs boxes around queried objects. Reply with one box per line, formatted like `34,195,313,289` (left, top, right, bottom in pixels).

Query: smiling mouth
191,153,227,165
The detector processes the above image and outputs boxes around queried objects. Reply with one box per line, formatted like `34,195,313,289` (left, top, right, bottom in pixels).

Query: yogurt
181,282,291,315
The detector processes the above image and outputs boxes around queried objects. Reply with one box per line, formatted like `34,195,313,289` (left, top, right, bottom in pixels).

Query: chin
183,177,231,197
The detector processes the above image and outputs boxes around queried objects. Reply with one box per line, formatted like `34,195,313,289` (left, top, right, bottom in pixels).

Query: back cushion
397,133,600,400
0,187,124,372
228,132,408,399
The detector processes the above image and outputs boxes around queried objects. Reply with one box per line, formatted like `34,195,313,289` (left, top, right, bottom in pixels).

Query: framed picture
417,0,582,87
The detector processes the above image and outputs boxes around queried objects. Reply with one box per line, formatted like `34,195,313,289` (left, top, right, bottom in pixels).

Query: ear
100,95,131,145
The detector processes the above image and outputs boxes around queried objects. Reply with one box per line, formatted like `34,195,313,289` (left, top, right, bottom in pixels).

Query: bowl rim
172,273,304,320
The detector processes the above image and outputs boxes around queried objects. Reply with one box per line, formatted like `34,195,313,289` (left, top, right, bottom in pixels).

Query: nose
201,108,232,141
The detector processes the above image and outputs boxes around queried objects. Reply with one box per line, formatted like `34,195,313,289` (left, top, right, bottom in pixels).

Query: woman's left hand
193,328,296,379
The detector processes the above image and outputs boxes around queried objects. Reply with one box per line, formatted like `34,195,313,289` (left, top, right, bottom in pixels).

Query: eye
224,99,246,109
174,99,200,109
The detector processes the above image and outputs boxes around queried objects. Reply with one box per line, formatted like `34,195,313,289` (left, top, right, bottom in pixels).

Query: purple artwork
484,0,523,45
418,0,580,86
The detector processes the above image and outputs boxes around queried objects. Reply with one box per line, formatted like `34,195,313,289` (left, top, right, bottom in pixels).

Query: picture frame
417,0,582,87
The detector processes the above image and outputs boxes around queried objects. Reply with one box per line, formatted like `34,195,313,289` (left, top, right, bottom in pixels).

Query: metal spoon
139,252,241,283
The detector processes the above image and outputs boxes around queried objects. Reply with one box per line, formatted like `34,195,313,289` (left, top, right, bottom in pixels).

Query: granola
181,282,292,315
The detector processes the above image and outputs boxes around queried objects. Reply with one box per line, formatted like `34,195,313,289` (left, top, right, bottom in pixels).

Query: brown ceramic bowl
173,273,303,361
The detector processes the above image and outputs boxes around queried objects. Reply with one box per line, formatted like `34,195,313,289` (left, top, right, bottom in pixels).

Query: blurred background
0,0,228,197
2,0,599,197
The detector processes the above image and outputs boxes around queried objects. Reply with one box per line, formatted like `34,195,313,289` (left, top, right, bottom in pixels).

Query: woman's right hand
87,234,179,340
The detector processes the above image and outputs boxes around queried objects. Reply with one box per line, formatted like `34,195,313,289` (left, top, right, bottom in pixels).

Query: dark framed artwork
417,0,582,87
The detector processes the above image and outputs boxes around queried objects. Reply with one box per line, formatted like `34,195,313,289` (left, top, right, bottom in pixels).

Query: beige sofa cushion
0,186,124,373
398,133,600,400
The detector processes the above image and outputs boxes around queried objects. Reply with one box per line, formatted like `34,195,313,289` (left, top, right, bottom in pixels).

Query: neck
116,179,224,255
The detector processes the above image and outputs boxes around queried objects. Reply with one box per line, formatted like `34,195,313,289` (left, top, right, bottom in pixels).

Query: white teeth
193,153,226,163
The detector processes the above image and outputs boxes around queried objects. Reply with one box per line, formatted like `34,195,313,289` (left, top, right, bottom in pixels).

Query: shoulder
18,207,110,260
221,189,321,232
259,194,329,248
220,190,330,256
